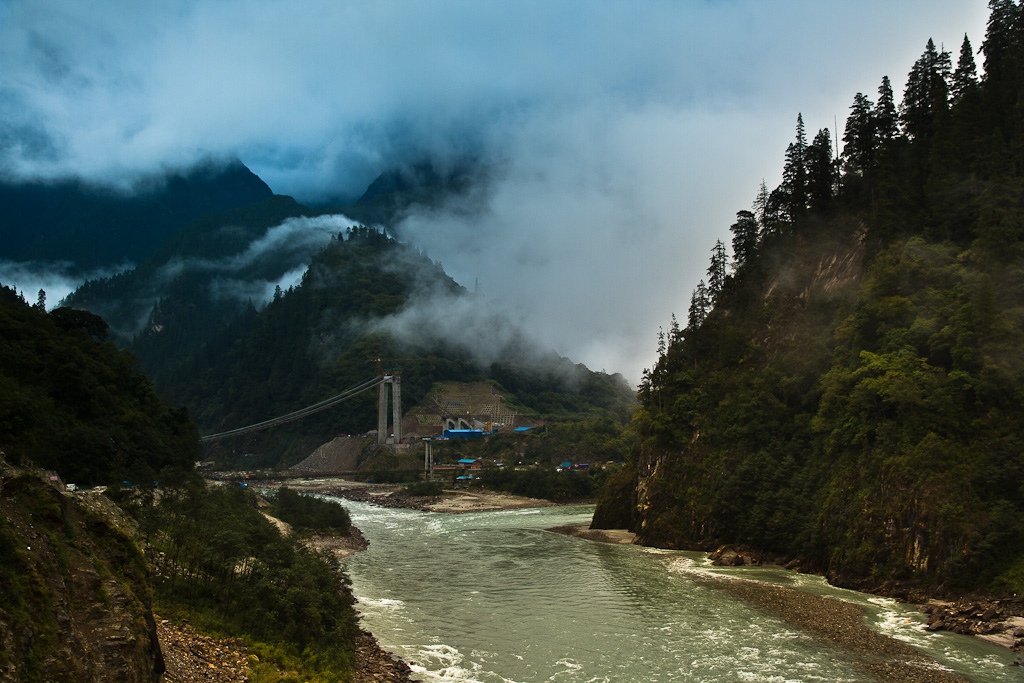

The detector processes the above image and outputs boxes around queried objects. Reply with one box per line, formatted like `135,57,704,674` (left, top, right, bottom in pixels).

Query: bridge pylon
377,372,402,445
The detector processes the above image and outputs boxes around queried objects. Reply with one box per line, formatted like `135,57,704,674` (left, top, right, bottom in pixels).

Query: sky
0,0,990,384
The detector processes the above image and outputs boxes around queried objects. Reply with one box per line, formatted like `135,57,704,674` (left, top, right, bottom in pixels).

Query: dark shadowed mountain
335,158,486,228
0,158,272,270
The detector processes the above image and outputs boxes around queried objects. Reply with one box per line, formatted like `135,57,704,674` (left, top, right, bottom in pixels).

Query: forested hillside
594,2,1024,596
0,285,198,486
145,226,634,467
0,287,367,680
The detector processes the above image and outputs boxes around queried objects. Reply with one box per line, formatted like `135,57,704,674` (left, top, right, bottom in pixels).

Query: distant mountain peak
0,159,273,270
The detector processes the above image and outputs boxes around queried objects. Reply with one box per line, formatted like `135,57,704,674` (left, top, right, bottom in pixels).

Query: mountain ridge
0,158,273,271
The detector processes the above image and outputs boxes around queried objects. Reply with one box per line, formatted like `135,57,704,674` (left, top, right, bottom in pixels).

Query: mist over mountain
0,2,987,382
29,164,633,467
336,158,488,228
0,158,274,305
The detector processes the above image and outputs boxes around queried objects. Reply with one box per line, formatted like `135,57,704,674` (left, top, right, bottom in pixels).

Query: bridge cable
200,376,384,442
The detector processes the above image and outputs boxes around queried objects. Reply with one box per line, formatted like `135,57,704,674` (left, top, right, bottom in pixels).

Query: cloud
209,264,309,308
156,213,359,304
0,0,991,380
0,259,132,309
368,286,532,369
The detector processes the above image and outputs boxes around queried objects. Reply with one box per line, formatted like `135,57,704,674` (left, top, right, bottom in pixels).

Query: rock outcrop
0,468,163,682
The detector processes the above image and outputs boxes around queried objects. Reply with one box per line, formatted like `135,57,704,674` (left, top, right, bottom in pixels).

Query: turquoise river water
339,500,1021,682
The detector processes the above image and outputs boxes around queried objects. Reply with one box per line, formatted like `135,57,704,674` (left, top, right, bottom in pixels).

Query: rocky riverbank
921,599,1024,651
158,482,416,682
156,616,416,683
703,542,1024,657
689,574,974,683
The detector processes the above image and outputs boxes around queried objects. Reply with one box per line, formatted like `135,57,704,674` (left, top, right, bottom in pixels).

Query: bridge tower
377,372,402,444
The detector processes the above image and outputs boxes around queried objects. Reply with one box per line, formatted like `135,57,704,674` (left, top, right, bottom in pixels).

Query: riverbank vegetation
133,483,360,682
595,2,1024,597
266,485,353,534
476,466,613,503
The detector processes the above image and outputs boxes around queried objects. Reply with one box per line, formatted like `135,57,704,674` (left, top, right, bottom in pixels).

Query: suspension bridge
199,371,403,445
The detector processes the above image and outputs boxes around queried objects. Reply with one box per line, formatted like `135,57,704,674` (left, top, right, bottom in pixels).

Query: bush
271,487,351,534
403,480,444,496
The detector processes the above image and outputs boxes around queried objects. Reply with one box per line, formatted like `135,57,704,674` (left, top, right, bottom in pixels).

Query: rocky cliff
0,464,163,682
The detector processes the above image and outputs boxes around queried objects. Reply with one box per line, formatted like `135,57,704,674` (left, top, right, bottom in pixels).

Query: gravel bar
690,574,972,683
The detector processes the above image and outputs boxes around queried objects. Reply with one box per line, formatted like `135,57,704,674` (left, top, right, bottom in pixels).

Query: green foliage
268,487,352,534
0,286,199,486
590,464,636,529
458,417,631,467
403,480,444,496
477,466,610,503
136,484,358,678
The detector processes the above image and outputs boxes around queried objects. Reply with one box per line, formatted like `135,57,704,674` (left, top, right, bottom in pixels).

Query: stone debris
923,600,1024,653
156,617,249,683
690,575,974,683
352,631,418,683
156,616,418,682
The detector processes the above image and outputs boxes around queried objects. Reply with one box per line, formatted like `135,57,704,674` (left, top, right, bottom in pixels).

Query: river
339,500,1021,682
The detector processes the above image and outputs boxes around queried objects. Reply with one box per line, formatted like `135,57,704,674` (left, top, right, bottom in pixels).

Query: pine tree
900,38,952,140
981,0,1022,84
772,114,809,224
688,280,710,330
843,92,875,174
730,210,760,270
707,240,728,299
806,128,837,211
753,180,776,238
952,34,979,101
668,313,683,348
875,76,898,144
980,0,1024,170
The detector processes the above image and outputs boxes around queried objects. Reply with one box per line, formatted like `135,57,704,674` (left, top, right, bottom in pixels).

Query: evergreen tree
843,92,875,174
981,0,1022,84
875,76,898,144
951,34,979,101
753,180,777,238
778,114,809,221
730,210,760,270
806,128,836,211
668,313,682,348
687,280,710,330
900,38,952,140
707,240,728,299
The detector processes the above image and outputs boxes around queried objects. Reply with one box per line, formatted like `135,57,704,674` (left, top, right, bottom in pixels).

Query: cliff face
596,211,1024,594
623,227,866,554
601,3,1024,595
0,467,163,682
